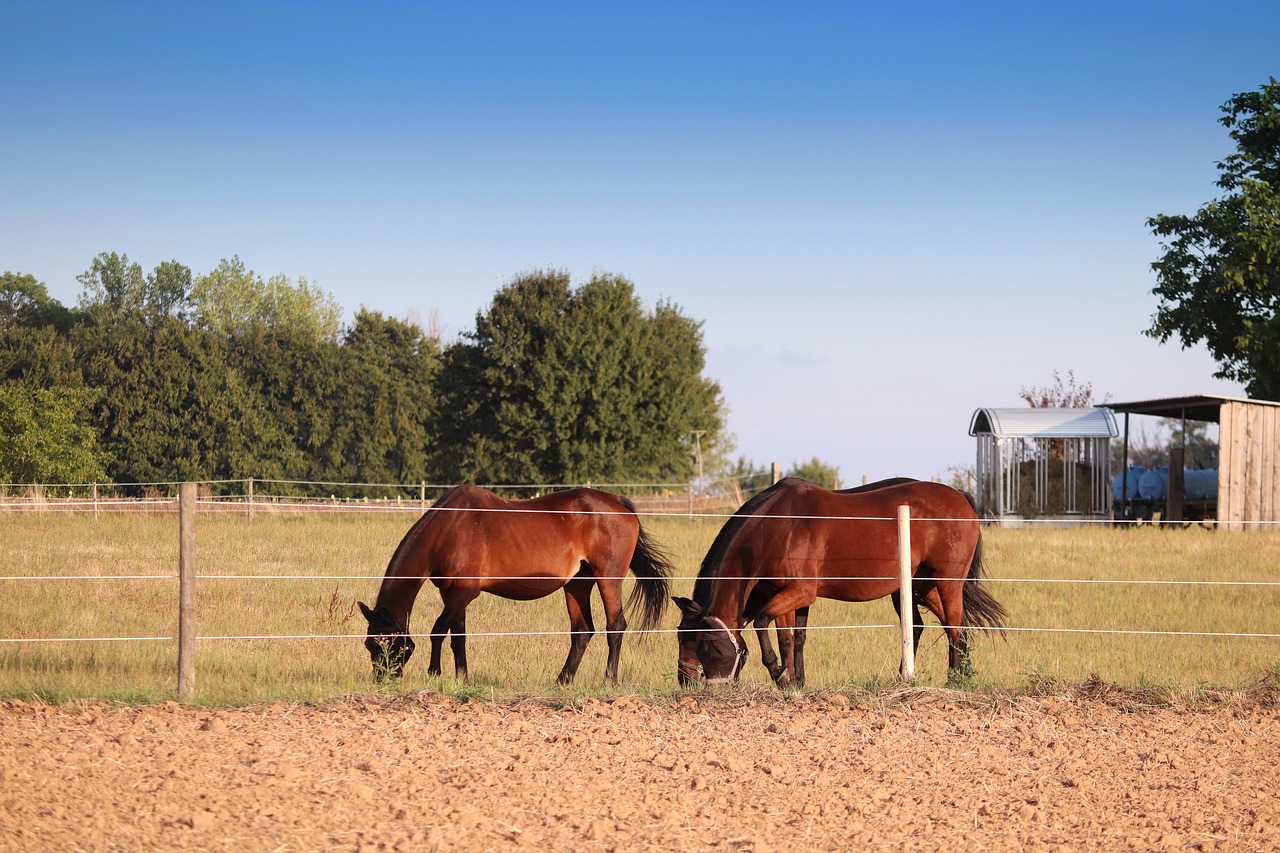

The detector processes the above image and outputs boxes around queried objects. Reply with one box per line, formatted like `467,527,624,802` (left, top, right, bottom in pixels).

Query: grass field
2,508,1278,705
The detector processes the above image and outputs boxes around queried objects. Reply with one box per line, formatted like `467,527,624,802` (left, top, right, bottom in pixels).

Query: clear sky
3,2,1277,483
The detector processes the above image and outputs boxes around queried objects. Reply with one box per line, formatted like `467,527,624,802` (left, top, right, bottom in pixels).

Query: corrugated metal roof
969,407,1119,438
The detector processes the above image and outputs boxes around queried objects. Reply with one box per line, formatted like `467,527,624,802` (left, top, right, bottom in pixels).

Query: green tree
77,252,146,314
0,385,107,484
76,253,195,328
1147,78,1280,398
428,269,725,485
72,315,273,485
1,272,74,332
787,456,841,489
334,309,440,486
191,258,342,344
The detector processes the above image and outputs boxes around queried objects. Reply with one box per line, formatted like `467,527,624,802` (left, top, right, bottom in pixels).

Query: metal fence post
178,483,197,701
897,504,915,681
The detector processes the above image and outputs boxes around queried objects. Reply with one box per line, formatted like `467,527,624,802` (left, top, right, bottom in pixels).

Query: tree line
1,258,728,494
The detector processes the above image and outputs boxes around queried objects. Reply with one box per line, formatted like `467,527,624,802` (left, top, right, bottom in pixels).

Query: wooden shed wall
1217,401,1280,529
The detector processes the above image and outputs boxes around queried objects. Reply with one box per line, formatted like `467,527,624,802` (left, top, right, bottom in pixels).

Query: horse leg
754,614,786,683
931,576,970,677
771,610,798,688
450,608,469,681
557,578,596,684
793,606,810,687
596,577,629,684
757,587,816,687
890,590,923,674
430,587,479,680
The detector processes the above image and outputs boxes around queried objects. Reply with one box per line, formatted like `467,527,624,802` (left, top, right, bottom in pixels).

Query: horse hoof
775,672,792,688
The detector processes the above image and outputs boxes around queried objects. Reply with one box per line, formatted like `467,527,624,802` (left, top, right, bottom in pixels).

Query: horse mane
692,477,812,605
377,484,474,604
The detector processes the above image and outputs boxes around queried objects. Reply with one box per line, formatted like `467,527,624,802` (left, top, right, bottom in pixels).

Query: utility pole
691,430,706,496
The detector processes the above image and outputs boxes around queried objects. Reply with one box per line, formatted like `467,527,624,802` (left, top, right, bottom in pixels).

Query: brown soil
1,689,1277,852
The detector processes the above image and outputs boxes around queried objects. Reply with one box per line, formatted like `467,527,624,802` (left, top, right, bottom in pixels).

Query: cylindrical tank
1137,466,1168,502
1183,468,1219,501
1112,465,1147,500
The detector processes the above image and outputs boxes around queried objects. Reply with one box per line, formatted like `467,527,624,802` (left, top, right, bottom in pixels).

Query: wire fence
3,482,1279,699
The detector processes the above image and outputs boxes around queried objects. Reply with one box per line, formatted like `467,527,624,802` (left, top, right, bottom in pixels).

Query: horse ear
358,601,376,622
672,597,700,618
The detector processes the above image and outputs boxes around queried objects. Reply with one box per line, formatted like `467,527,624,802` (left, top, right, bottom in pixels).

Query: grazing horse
742,477,924,686
359,485,674,684
674,477,1005,687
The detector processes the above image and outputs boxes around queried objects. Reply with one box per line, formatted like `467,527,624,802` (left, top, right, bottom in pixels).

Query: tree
1,272,73,332
1019,369,1105,408
0,385,107,484
71,315,272,485
77,252,147,314
334,309,440,485
428,269,725,485
190,258,342,344
787,457,840,489
1147,78,1280,398
76,253,195,328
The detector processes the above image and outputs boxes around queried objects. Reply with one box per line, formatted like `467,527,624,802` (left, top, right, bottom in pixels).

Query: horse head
673,596,746,686
359,601,416,682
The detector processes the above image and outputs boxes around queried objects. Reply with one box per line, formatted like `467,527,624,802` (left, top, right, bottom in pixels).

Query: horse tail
619,497,675,632
962,529,1007,634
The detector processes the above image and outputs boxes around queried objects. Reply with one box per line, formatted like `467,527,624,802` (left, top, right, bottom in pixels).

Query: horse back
390,486,639,580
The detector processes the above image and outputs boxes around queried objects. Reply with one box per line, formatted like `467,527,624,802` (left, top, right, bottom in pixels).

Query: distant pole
92,483,99,521
420,481,426,510
897,504,915,681
771,462,781,484
691,430,706,497
178,482,197,702
247,477,254,520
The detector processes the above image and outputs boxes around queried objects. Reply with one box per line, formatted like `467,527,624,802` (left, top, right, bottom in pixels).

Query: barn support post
897,504,915,681
1168,446,1185,524
178,482,197,702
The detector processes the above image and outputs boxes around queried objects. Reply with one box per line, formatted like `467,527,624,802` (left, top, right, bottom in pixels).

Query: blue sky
3,2,1277,483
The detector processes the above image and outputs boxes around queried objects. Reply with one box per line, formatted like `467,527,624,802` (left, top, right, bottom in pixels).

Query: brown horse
740,477,923,686
674,477,1005,686
359,485,674,684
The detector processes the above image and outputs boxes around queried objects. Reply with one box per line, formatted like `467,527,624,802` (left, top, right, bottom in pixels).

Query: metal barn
969,407,1118,521
1108,394,1280,530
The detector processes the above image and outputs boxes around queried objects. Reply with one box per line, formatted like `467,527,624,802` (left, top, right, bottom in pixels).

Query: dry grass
1,510,1278,705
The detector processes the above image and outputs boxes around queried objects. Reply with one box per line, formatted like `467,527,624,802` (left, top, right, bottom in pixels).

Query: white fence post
897,504,915,681
178,483,197,701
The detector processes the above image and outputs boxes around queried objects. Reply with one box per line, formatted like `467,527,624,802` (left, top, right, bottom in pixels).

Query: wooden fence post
247,477,255,520
178,483,197,701
897,504,915,681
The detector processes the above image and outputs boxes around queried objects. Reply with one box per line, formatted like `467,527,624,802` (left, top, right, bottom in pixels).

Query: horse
742,477,923,686
674,477,1005,687
359,484,674,684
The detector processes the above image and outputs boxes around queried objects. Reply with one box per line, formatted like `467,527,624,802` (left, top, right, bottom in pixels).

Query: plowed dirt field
2,688,1277,852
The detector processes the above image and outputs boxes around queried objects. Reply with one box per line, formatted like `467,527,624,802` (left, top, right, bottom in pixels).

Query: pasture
1,508,1278,704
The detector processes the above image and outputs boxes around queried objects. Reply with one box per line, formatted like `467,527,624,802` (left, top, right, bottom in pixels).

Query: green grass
1,511,1278,704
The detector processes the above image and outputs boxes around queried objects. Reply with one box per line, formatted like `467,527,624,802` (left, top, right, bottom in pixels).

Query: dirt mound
1,690,1277,851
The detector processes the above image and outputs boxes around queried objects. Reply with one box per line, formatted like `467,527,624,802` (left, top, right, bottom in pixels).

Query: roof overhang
1104,394,1280,424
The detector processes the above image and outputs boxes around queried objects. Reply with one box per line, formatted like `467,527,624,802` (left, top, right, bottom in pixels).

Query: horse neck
698,560,749,628
375,529,434,629
375,572,426,630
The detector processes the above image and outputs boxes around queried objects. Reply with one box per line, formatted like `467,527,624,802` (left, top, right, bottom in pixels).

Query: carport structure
1107,394,1280,530
969,407,1118,522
